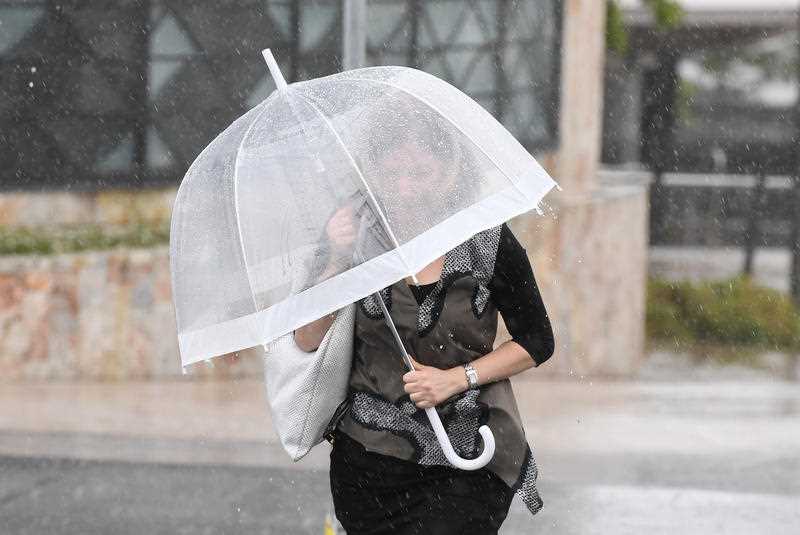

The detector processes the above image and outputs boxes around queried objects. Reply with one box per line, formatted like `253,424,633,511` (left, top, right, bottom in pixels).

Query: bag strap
323,397,351,445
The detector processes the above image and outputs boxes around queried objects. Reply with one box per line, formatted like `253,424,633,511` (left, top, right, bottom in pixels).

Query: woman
295,117,555,534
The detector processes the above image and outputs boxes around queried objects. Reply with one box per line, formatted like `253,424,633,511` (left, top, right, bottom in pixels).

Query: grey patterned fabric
348,389,484,465
359,225,502,335
514,445,544,515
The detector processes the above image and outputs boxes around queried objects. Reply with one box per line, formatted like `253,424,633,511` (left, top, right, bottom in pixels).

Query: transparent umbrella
169,49,560,470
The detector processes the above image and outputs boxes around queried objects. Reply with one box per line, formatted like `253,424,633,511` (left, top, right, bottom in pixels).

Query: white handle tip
262,48,288,91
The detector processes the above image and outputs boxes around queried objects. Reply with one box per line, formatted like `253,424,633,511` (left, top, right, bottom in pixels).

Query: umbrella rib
232,99,278,319
292,91,418,281
341,74,561,198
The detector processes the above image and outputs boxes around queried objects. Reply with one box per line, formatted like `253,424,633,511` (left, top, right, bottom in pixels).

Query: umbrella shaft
374,289,496,470
374,291,416,372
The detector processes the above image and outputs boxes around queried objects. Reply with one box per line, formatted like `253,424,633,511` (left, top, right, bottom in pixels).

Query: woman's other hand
326,205,356,258
402,356,468,409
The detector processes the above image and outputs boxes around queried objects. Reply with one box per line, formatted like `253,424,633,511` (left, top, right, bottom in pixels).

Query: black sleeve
488,223,555,366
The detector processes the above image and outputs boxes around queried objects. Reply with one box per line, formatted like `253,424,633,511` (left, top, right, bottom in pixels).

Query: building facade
0,0,560,190
0,0,648,379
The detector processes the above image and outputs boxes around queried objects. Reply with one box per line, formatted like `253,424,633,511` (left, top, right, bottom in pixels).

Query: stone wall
0,172,649,382
0,172,648,382
0,247,261,381
512,171,650,377
0,188,175,228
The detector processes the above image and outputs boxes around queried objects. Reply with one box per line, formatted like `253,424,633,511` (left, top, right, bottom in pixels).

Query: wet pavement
1,370,799,534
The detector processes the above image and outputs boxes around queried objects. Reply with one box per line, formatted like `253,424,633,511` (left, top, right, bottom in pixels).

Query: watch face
466,369,478,388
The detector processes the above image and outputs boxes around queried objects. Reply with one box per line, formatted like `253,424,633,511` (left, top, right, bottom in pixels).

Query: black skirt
329,430,515,535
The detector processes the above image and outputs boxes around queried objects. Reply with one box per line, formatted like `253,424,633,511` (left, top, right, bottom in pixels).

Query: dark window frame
0,0,560,192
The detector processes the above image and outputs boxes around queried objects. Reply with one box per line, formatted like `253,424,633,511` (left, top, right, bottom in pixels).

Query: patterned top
404,223,554,365
336,223,555,517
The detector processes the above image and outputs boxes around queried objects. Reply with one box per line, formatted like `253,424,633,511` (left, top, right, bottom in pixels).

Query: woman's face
378,139,457,204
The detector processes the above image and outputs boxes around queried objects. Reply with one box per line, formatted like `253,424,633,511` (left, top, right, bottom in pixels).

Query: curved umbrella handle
424,407,495,471
370,289,496,470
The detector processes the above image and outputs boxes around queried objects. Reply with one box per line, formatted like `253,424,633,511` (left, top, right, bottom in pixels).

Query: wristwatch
463,362,479,390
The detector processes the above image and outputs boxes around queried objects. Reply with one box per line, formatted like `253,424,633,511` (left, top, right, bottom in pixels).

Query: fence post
743,172,766,276
791,177,800,304
792,9,800,306
642,44,679,245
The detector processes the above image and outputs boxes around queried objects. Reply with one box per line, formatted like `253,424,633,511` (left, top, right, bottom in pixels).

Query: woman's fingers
330,223,355,238
335,205,354,219
326,206,357,248
329,225,356,249
409,392,432,408
402,370,420,382
331,217,355,232
330,206,354,225
403,381,422,394
404,359,437,408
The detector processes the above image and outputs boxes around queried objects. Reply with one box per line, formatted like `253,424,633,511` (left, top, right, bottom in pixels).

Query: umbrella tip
262,48,288,91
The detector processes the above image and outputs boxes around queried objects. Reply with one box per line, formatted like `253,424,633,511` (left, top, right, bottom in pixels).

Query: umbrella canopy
170,49,560,368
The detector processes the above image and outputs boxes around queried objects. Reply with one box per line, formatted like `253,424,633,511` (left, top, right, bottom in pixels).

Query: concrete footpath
1,368,799,534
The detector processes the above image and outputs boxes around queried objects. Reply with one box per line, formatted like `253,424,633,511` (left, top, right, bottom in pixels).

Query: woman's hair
360,100,468,177
355,100,484,211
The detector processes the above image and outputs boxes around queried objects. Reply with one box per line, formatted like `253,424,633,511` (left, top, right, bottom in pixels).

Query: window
365,0,561,151
0,0,559,190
